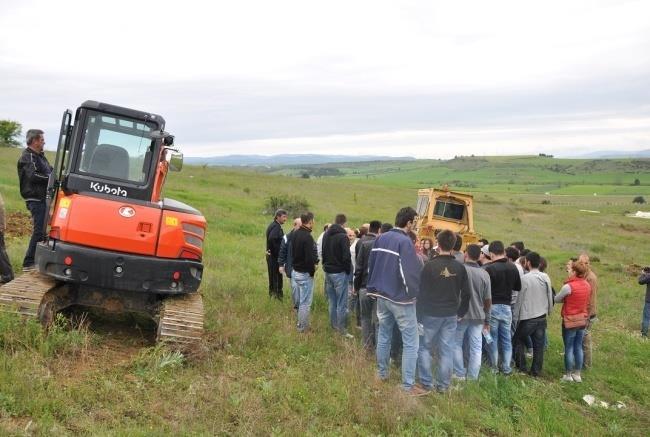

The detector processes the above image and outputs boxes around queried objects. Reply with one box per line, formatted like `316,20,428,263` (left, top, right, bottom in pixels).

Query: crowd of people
264,206,635,396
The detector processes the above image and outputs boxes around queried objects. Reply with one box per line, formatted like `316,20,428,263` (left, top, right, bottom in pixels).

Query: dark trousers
23,201,46,268
266,254,283,299
359,288,377,350
0,232,14,282
514,315,547,376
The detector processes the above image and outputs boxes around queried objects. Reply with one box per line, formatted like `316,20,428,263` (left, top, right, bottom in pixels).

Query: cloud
1,0,649,157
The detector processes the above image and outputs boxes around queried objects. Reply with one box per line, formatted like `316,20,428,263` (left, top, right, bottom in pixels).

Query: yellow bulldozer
414,185,480,249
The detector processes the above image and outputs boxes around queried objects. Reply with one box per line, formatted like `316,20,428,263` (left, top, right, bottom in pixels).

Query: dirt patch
619,222,650,235
50,309,156,383
625,263,644,276
5,211,32,238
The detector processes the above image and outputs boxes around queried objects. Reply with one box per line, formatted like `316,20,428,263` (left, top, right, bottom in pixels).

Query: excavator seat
89,144,130,180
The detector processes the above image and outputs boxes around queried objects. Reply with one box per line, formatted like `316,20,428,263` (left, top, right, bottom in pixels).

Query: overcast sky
1,0,649,158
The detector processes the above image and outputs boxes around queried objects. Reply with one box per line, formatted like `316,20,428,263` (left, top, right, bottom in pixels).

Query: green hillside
1,147,649,435
264,155,650,195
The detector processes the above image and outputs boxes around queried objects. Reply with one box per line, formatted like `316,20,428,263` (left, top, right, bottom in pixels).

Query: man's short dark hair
380,223,393,234
369,220,382,233
26,129,44,146
334,214,347,225
466,244,481,261
510,241,525,252
274,209,288,218
395,207,417,228
526,251,541,269
520,248,531,256
488,240,505,255
453,233,463,251
436,230,457,252
539,256,548,272
478,238,489,246
505,246,520,262
300,211,314,224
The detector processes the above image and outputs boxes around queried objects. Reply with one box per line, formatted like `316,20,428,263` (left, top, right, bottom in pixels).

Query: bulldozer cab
52,101,179,203
414,185,480,249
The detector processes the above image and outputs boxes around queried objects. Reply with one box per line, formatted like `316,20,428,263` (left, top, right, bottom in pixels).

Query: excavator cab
414,185,480,250
1,101,205,346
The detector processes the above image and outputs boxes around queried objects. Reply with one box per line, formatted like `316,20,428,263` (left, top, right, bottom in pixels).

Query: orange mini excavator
0,101,206,345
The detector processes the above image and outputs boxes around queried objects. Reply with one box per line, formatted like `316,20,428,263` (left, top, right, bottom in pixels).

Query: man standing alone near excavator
17,129,51,272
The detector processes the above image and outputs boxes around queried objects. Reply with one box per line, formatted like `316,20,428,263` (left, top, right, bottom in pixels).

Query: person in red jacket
555,260,592,383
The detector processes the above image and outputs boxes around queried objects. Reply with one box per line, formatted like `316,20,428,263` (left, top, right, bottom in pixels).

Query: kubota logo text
90,182,128,197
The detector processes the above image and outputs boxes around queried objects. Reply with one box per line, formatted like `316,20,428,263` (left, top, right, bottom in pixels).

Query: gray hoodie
513,270,553,324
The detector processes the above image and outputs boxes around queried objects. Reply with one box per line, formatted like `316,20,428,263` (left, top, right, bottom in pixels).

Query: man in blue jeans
17,129,52,271
416,230,470,392
289,212,319,332
322,213,353,337
484,240,522,375
367,207,426,396
454,244,491,381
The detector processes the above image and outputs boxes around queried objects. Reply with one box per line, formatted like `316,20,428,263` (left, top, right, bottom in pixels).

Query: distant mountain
565,149,650,159
185,154,416,166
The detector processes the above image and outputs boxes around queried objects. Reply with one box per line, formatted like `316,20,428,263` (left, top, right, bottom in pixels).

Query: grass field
1,147,650,435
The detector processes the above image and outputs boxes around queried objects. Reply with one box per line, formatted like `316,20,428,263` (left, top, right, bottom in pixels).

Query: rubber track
0,271,57,318
157,292,204,345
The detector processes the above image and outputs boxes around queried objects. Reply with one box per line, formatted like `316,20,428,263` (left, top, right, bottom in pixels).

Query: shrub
541,199,551,205
264,194,310,218
632,196,645,204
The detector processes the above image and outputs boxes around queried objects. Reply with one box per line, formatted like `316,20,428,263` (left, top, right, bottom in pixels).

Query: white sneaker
560,374,574,382
571,372,582,383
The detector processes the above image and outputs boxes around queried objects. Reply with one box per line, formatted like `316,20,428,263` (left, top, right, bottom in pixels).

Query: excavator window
433,200,465,221
76,111,155,184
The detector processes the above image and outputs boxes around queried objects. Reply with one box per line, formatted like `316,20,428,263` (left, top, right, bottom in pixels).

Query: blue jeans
562,325,585,372
642,301,650,336
23,201,46,268
417,315,457,391
454,320,484,380
488,304,513,374
325,272,349,333
291,271,314,332
376,298,419,390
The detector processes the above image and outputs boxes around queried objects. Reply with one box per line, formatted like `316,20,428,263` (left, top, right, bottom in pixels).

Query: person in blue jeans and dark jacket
484,240,522,375
367,207,426,396
416,230,470,392
17,129,52,272
639,266,650,338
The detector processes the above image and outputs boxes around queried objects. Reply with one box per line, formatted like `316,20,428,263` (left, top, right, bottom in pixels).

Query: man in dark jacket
416,230,470,392
367,207,426,396
484,240,522,375
17,129,52,271
354,220,381,350
639,267,650,338
322,213,352,337
290,212,319,332
266,209,288,300
279,217,301,309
